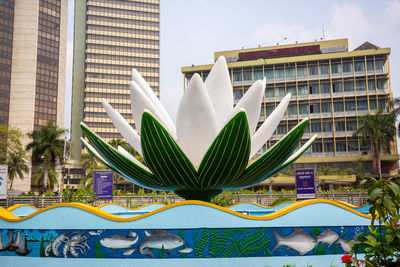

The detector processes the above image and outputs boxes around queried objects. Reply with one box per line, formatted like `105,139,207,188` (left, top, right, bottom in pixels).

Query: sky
64,0,400,131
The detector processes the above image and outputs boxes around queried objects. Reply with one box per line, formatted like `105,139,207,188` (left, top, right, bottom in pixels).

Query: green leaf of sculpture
227,119,308,189
198,110,251,189
80,123,163,189
141,112,199,189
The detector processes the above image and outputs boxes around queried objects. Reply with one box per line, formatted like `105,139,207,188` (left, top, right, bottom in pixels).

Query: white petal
205,56,234,129
131,69,175,129
117,146,150,172
282,135,317,164
232,78,265,135
250,93,291,158
176,73,218,169
80,137,107,162
102,99,142,155
130,81,177,138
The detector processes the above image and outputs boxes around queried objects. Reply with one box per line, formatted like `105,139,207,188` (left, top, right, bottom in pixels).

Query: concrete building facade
182,39,398,188
70,0,160,179
1,0,67,192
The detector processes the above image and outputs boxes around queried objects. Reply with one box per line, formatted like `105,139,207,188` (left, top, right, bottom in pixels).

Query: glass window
348,141,358,152
336,141,347,152
254,70,263,80
266,106,274,116
299,104,309,114
321,83,331,94
277,87,285,97
287,86,297,96
334,102,344,112
335,121,346,132
319,64,330,75
311,122,321,132
368,79,375,90
367,60,374,72
260,108,265,120
233,90,242,101
324,141,334,152
323,122,332,132
275,68,284,80
332,82,342,93
309,84,319,94
343,81,354,92
355,61,365,72
356,80,366,91
297,66,307,77
265,69,274,80
289,104,297,115
331,63,341,74
346,120,357,131
375,60,383,72
321,102,331,113
312,142,323,153
286,67,295,79
233,72,241,82
298,85,308,95
357,100,368,111
243,71,252,81
308,65,318,76
345,100,356,111
266,86,274,97
377,79,387,90
342,62,353,73
310,103,320,113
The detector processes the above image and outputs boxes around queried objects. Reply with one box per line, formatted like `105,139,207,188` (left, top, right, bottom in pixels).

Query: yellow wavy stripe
226,201,295,209
336,200,370,209
0,199,372,223
7,204,39,212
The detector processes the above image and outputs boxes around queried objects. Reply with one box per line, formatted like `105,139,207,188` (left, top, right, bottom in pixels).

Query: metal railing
0,192,369,209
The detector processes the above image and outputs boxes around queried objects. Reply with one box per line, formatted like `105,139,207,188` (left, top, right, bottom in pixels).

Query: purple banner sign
295,169,316,200
94,170,113,200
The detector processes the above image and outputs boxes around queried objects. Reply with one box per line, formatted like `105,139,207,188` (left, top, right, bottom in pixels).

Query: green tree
7,151,29,190
26,121,67,192
352,108,396,178
0,125,25,164
32,165,58,191
80,152,104,188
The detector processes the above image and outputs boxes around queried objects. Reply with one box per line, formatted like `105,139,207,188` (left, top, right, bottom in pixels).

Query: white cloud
385,0,400,24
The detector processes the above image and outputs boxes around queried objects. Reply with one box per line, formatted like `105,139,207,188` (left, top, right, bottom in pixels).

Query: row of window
87,14,159,28
87,34,158,45
87,53,159,63
87,44,159,54
90,0,159,10
88,5,159,18
88,24,158,36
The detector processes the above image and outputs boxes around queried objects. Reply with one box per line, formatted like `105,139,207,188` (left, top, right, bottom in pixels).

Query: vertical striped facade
70,0,160,168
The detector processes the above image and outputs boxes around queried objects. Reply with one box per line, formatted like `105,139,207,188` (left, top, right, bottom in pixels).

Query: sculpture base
174,189,222,202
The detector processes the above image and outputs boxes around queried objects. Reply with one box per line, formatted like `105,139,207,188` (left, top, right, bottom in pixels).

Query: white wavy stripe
130,81,177,138
80,137,107,163
205,56,234,129
282,135,317,165
102,99,142,155
232,78,265,135
117,146,149,172
250,93,291,158
131,69,175,130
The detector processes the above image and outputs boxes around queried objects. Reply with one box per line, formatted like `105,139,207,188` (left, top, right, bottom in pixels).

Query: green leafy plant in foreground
350,177,400,266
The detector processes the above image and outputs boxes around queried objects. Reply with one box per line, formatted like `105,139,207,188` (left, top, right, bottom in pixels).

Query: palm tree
108,138,144,163
32,165,58,192
352,108,396,178
80,152,103,188
26,121,66,192
7,151,29,190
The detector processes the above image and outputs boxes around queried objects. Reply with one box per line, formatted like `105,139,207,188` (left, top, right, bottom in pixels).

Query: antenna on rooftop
322,25,325,40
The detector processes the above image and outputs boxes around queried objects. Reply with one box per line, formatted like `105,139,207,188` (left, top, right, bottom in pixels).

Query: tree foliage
352,108,396,178
26,121,67,192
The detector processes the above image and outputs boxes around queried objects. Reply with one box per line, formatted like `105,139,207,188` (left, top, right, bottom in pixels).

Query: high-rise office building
70,0,160,173
182,39,398,188
1,0,67,192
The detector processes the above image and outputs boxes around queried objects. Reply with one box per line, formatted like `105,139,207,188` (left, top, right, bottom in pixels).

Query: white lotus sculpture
80,57,317,201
